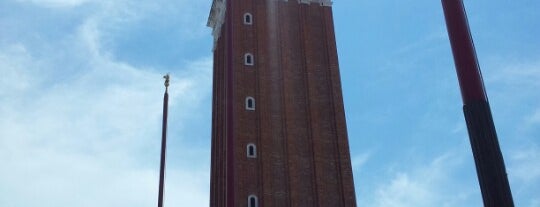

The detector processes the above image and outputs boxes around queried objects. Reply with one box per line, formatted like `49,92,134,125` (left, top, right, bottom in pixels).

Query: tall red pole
158,74,170,207
441,1,514,206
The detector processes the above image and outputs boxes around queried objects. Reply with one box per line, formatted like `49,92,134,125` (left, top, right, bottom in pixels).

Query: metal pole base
463,101,514,207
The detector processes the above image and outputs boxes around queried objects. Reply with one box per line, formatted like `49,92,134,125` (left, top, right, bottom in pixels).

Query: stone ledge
207,0,333,51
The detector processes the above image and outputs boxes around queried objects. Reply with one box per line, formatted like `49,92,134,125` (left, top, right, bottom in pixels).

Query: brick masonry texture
210,1,356,206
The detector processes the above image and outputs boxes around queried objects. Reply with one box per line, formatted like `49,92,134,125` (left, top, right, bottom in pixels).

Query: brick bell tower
207,0,356,206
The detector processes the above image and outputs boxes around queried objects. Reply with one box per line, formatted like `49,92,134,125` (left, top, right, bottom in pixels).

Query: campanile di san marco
207,0,357,206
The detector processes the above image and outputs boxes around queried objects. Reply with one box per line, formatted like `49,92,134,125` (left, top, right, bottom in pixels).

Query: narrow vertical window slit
244,53,254,66
244,13,253,25
245,97,255,111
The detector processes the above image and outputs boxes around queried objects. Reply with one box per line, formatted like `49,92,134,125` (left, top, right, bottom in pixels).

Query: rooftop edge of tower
206,0,333,50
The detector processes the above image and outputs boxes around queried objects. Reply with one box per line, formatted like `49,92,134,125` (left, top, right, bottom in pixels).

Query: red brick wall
210,1,356,206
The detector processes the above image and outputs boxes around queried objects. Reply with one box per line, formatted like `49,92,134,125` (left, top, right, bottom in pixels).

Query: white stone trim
207,0,226,50
245,96,255,111
244,53,254,66
248,195,259,207
244,12,253,25
298,0,333,6
207,0,333,50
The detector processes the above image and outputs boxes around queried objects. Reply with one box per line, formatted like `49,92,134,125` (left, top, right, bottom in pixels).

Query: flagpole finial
163,73,170,88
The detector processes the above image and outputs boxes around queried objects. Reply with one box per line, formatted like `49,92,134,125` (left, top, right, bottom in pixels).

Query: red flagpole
158,74,170,207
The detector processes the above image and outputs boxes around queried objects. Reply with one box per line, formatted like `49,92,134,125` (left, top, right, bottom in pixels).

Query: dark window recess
249,197,256,207
246,55,253,64
247,144,256,158
245,14,252,24
247,99,253,108
246,97,255,110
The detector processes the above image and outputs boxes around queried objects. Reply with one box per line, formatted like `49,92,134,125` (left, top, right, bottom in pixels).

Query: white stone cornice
207,0,226,50
207,0,333,50
299,0,333,6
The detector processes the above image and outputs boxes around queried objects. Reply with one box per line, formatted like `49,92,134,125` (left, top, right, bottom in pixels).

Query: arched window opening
244,13,253,25
247,144,257,158
248,195,258,207
244,53,254,66
246,97,255,111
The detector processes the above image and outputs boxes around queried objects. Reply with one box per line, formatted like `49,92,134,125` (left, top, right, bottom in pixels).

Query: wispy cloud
351,151,372,171
528,109,540,125
0,0,212,206
0,46,213,207
15,0,91,8
367,152,480,207
508,145,540,183
486,59,540,90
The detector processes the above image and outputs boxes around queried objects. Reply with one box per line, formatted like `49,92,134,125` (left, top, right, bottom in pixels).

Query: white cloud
486,60,540,88
508,146,540,183
0,0,213,206
352,152,371,170
527,109,540,125
484,59,540,111
0,44,35,97
369,153,480,207
15,0,91,8
0,49,212,207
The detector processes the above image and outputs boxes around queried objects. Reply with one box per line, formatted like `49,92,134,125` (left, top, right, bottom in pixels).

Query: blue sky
0,0,538,206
